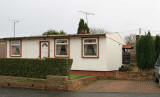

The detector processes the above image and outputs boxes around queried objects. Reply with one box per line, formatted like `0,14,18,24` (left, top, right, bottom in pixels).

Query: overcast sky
0,0,160,38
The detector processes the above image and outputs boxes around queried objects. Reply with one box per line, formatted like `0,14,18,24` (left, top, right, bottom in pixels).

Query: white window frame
55,39,69,57
83,38,98,58
10,40,21,57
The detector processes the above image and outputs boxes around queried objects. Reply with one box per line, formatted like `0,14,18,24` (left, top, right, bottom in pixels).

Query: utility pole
9,19,20,37
77,10,95,26
139,28,141,35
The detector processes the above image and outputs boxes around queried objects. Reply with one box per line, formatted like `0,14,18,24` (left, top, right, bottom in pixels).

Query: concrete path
0,87,160,97
79,80,160,93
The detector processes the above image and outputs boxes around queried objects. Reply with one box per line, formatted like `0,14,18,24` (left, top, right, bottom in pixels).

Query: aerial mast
78,10,95,26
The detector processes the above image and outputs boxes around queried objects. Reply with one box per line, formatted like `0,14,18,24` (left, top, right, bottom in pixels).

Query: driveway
0,87,160,97
79,80,160,93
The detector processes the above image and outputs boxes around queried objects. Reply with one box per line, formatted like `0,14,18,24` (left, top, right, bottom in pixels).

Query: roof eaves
2,34,106,40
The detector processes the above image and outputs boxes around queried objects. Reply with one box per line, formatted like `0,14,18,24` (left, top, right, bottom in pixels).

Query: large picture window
82,38,99,58
55,39,69,57
10,40,21,57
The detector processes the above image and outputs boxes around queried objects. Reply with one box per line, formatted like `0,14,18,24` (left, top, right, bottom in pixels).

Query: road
0,87,160,97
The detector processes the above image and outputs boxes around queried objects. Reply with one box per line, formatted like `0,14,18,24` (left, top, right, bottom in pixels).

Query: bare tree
124,34,136,45
89,27,108,34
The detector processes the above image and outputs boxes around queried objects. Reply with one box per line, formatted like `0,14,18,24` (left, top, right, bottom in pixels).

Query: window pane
56,40,67,43
12,41,20,45
56,45,68,55
41,42,48,47
12,45,20,55
84,39,96,43
84,44,97,56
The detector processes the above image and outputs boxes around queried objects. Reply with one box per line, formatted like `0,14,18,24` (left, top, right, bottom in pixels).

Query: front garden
69,74,91,80
0,58,72,79
0,58,97,91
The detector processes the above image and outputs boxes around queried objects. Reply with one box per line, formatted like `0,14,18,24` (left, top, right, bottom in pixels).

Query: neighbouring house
122,45,133,64
0,33,124,76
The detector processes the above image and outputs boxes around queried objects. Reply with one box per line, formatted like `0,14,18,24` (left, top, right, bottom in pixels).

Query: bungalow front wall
3,33,123,72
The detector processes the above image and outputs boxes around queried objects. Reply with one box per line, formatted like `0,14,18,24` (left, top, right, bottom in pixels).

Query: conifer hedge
136,32,155,70
155,35,160,60
0,58,73,79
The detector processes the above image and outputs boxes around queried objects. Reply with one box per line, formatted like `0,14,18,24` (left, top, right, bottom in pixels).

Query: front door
40,41,49,58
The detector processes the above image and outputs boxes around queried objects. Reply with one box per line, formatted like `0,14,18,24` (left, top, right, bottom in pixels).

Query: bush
155,35,160,61
0,58,73,79
119,65,132,72
136,32,155,70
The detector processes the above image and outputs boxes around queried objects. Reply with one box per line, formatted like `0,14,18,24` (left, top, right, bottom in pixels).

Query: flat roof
123,45,133,49
0,34,106,40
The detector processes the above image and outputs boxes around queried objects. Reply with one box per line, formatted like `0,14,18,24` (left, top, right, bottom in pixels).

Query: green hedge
0,58,73,79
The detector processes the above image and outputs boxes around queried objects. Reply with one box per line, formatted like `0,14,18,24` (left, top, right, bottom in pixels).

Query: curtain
56,45,67,55
12,45,20,55
60,45,67,55
84,44,97,56
93,44,97,55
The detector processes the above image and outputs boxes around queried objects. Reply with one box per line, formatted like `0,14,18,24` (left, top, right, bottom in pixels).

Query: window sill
10,55,21,57
82,56,99,58
54,55,69,58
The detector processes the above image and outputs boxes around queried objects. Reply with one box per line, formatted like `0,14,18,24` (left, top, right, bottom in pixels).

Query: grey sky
0,0,160,38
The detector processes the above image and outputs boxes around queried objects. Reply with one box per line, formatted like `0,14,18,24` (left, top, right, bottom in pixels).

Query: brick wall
0,75,97,91
71,70,117,76
67,76,97,91
98,72,154,80
71,70,153,81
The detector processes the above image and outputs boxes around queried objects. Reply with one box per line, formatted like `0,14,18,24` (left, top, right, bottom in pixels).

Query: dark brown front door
0,41,7,58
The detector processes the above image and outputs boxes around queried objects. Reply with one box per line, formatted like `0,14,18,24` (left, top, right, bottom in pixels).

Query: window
55,39,69,57
82,38,99,58
10,40,21,57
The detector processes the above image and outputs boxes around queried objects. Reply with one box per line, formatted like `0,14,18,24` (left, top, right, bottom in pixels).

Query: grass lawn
69,74,91,80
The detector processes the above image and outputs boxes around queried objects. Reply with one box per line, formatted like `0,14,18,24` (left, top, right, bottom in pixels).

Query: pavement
0,87,160,97
79,80,160,93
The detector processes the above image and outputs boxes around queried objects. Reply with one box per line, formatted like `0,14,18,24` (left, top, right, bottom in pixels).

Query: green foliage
69,74,90,80
77,19,90,34
84,23,90,33
155,35,160,60
59,30,66,34
0,58,73,79
77,19,85,34
43,29,66,35
136,31,155,70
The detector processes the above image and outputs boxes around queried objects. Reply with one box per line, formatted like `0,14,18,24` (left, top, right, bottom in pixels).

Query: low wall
71,70,117,76
71,70,154,80
67,76,97,91
0,72,153,91
0,75,97,91
98,72,154,80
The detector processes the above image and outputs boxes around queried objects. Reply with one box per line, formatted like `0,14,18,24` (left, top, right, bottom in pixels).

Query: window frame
10,40,22,57
54,38,70,58
82,38,99,58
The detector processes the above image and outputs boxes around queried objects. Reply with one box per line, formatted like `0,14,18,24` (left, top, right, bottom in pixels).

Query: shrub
77,19,90,34
136,32,155,70
155,35,160,61
119,65,132,72
0,58,73,79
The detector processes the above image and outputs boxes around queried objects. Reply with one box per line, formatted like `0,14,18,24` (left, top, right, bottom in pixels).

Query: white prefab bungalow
0,33,124,75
